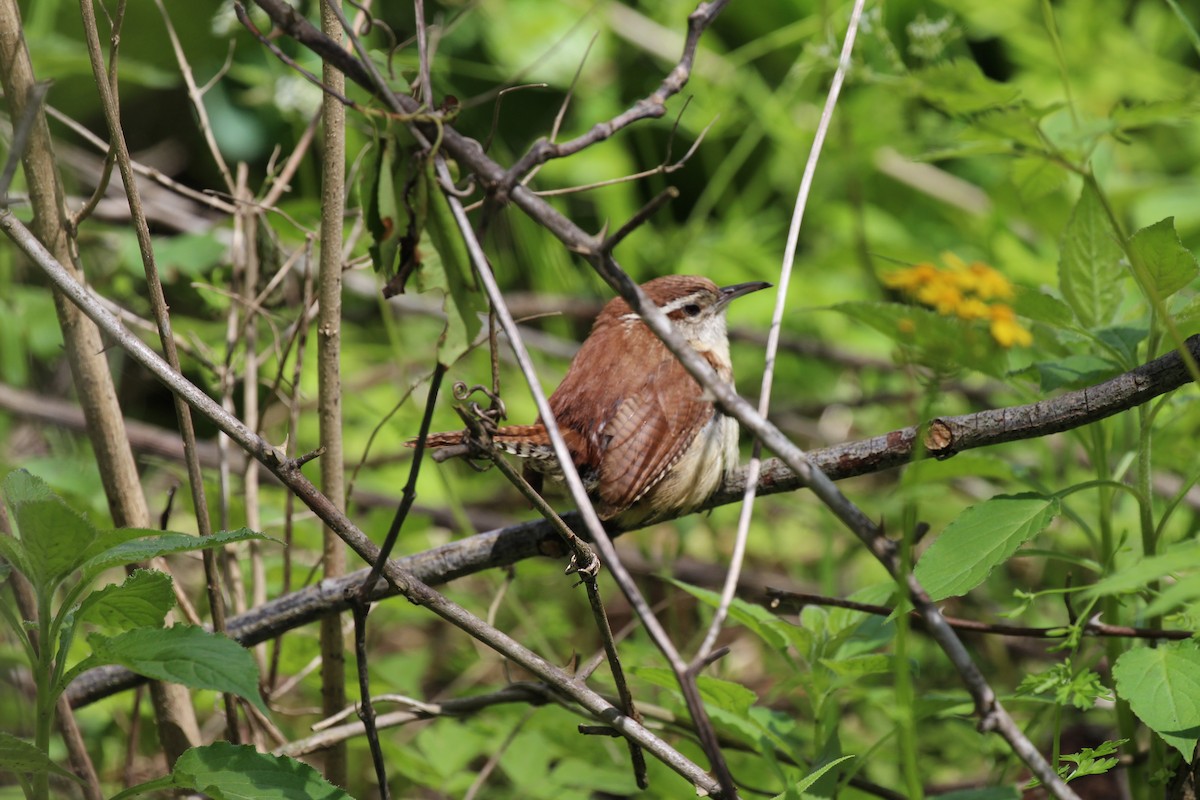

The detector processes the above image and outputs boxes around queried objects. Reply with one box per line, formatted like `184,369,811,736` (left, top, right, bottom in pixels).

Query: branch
63,335,1200,706
1,207,720,796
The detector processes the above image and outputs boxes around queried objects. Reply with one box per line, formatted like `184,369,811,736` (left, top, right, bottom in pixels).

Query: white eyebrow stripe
616,290,710,323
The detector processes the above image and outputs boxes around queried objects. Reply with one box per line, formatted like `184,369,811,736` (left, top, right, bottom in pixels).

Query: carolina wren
418,275,770,524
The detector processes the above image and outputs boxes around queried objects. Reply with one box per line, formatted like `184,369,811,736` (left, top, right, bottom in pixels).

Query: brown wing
593,355,713,517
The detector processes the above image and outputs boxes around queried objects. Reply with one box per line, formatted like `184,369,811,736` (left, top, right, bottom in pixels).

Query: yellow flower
954,297,991,321
883,263,939,292
963,262,1015,300
989,304,1033,348
915,282,963,315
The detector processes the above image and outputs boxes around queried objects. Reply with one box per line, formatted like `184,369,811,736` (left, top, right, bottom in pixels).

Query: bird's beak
717,280,772,308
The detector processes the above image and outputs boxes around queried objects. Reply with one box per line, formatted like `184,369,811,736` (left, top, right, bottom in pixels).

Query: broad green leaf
0,731,83,783
12,498,97,590
1128,217,1199,300
666,578,796,652
1113,643,1200,759
1059,183,1123,328
87,625,267,714
913,59,1020,114
77,569,175,633
770,754,855,800
915,494,1060,601
421,163,483,366
821,653,892,679
79,528,272,583
1,469,54,506
1012,287,1075,327
1146,574,1200,618
633,666,757,716
1084,540,1200,600
1012,156,1066,201
169,742,351,800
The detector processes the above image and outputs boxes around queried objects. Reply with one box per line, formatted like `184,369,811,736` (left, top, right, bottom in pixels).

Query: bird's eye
683,303,702,317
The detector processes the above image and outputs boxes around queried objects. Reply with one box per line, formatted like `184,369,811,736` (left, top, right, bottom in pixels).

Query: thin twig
79,0,238,743
4,207,721,795
694,0,864,666
767,589,1194,641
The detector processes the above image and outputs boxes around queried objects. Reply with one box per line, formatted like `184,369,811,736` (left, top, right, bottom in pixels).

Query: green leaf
770,754,855,800
76,569,175,633
913,59,1021,114
931,789,1020,800
169,742,352,800
0,731,83,784
820,653,893,679
915,494,1060,601
831,302,1008,377
363,135,403,279
1146,574,1200,618
1113,643,1200,758
1,469,54,506
1028,355,1119,392
1012,156,1066,201
1012,287,1076,328
421,163,483,367
665,578,797,652
1128,217,1199,300
87,625,267,714
79,528,272,583
1058,183,1124,328
633,667,757,716
1084,540,1200,600
11,498,97,590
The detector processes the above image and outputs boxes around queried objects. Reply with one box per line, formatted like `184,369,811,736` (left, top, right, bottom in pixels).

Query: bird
415,275,770,525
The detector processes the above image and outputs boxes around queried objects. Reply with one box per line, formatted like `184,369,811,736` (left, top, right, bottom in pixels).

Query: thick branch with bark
63,334,1200,708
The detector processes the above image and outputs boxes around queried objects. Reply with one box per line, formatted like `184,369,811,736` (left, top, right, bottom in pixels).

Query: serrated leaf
88,625,267,714
1059,183,1123,328
169,742,352,800
913,59,1021,114
1113,643,1200,759
77,569,175,633
915,494,1060,601
0,731,83,783
12,498,97,590
1128,217,1199,300
79,528,272,583
1,469,54,507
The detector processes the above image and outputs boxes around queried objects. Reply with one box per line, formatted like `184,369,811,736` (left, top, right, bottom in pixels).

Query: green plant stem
32,591,53,800
1090,423,1140,798
895,504,922,800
